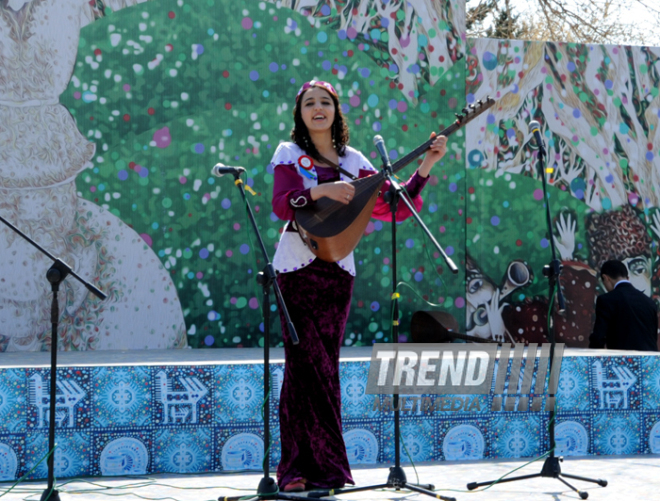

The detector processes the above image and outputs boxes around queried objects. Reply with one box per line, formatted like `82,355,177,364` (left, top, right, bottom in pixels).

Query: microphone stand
216,172,304,501
307,147,458,501
466,137,607,499
0,214,106,501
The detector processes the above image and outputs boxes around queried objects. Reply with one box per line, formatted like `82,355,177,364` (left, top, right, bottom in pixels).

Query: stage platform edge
0,346,658,481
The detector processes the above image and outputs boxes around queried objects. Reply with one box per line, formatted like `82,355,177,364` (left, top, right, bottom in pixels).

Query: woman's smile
301,87,336,133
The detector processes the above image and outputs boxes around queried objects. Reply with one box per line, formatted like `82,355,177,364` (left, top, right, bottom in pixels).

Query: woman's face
299,87,335,135
623,256,652,296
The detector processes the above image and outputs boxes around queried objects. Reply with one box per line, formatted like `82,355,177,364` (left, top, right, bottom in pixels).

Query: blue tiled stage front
0,347,658,480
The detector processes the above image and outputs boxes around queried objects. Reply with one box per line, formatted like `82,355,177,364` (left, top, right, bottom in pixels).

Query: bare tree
467,0,660,46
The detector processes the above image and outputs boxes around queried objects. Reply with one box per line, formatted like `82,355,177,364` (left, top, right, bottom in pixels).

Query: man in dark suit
589,260,659,351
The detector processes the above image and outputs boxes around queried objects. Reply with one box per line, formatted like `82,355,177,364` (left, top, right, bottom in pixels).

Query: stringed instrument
295,97,496,262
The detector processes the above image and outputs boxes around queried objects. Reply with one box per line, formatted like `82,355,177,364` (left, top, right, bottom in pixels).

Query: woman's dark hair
290,86,350,160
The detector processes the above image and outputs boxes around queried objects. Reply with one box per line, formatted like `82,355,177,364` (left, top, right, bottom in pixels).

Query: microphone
373,135,392,172
212,163,246,177
529,120,546,156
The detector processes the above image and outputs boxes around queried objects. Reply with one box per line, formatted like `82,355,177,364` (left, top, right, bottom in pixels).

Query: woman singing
270,80,447,491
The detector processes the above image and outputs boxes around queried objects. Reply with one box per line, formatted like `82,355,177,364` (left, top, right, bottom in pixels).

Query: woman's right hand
311,181,356,204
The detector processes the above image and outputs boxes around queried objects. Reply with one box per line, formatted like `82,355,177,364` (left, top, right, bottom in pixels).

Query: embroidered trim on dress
290,195,307,208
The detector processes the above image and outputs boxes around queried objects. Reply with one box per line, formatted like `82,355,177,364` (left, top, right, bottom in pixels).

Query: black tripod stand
215,169,306,501
308,144,458,501
466,123,607,499
0,214,106,501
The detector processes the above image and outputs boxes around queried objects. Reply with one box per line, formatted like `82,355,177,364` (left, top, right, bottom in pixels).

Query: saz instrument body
295,97,496,263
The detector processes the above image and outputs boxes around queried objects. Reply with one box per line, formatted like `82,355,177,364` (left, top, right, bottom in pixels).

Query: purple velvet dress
272,162,428,489
276,258,355,488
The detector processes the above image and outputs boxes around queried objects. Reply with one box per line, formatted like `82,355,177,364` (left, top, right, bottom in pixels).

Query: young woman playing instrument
271,80,447,492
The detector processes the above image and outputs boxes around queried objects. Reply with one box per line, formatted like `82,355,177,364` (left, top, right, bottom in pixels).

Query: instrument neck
391,120,461,175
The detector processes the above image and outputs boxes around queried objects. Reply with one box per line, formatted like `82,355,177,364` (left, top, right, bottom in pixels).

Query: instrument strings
313,171,386,221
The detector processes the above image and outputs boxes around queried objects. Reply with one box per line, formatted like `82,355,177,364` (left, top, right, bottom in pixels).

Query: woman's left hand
418,132,448,177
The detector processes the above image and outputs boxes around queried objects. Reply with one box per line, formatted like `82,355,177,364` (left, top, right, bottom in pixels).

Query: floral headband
295,80,338,102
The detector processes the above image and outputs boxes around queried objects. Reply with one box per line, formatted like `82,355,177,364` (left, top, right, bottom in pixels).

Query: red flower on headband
295,80,338,102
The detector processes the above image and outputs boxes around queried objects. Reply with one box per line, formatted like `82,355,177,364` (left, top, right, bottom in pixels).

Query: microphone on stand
529,120,546,157
373,135,392,173
212,163,246,178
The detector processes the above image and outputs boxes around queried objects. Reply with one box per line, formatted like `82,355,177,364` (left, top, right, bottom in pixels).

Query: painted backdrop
1,0,658,350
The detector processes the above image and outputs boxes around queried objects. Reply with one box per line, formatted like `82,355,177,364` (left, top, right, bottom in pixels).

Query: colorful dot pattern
61,0,466,348
60,1,660,350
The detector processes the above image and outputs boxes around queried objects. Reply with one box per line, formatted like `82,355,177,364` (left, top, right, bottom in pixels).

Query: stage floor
0,345,639,368
0,346,323,367
2,454,658,500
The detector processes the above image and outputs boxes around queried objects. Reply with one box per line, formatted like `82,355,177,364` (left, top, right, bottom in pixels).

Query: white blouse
270,142,376,277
